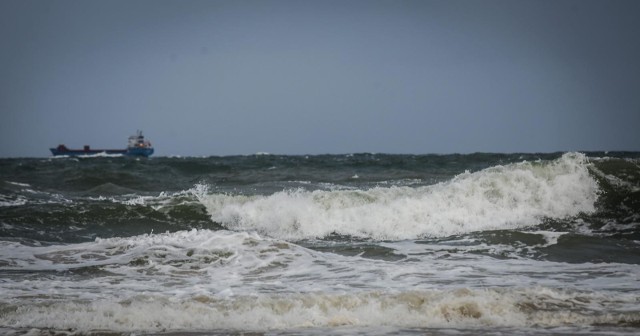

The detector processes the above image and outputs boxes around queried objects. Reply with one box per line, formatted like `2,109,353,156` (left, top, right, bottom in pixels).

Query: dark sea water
1,152,639,335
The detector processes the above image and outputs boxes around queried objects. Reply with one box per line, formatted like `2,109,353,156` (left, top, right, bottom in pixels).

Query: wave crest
199,153,600,240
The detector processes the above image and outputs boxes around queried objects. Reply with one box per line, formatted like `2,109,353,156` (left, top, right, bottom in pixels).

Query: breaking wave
199,153,600,240
2,288,638,332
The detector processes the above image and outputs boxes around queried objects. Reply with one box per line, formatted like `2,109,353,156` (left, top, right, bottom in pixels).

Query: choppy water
1,152,639,335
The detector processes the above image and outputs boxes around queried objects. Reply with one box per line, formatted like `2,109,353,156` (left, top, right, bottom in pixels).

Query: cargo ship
50,130,154,157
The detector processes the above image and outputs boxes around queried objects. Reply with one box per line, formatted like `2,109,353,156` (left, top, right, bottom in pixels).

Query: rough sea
1,152,639,335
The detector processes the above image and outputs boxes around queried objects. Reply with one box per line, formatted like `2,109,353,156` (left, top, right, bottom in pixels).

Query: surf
198,153,600,240
3,287,638,332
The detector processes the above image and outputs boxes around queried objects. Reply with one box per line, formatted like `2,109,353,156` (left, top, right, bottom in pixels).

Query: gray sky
1,0,639,157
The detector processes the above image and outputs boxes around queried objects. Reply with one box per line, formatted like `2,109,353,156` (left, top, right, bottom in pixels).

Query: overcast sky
1,0,639,157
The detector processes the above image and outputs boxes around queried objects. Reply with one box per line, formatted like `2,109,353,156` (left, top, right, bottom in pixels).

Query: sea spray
1,152,639,335
200,153,600,240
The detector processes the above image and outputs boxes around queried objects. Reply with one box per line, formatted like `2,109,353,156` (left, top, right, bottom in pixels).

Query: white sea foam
4,229,634,300
2,180,73,207
2,229,639,332
0,230,323,296
198,153,600,240
530,230,566,247
96,183,209,208
6,181,31,187
1,288,638,332
0,194,28,207
48,152,124,159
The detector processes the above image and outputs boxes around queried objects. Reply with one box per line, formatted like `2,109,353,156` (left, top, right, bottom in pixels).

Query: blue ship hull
49,147,154,157
125,147,154,157
50,131,154,157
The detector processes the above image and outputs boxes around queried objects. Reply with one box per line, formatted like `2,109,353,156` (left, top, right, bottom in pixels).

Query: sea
1,152,639,335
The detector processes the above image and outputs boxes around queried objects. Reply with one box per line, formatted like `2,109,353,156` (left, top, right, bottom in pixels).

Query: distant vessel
50,130,154,157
